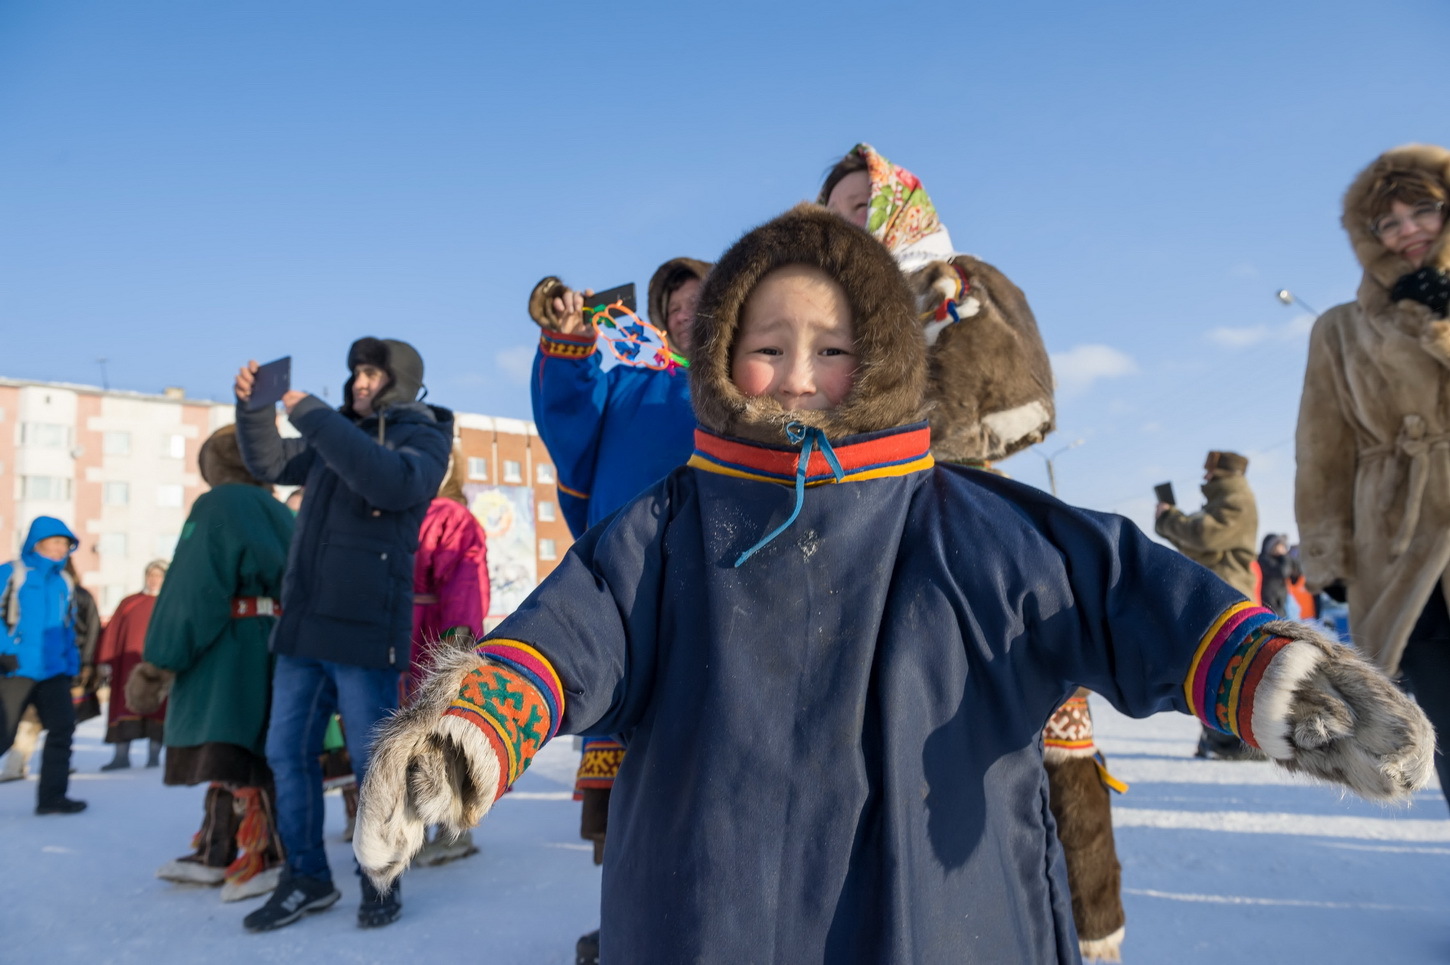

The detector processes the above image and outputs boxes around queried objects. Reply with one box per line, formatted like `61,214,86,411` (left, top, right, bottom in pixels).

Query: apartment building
1,376,572,620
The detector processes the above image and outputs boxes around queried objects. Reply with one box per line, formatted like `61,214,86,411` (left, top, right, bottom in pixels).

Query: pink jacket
410,498,490,687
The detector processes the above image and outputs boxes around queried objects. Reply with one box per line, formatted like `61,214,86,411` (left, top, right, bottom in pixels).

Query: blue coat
235,396,452,670
0,516,79,681
530,329,696,536
487,423,1259,963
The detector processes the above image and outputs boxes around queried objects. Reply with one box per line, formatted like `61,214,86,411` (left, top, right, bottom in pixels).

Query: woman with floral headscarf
823,146,1123,961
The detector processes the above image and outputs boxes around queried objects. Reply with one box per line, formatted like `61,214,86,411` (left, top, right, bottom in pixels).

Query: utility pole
1033,439,1084,497
1276,289,1322,317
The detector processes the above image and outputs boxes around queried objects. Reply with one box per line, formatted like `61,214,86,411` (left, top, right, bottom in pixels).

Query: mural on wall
465,483,537,618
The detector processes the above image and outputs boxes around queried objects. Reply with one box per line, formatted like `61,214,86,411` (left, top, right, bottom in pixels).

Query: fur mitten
1255,622,1434,801
125,661,174,715
353,647,504,891
528,276,570,330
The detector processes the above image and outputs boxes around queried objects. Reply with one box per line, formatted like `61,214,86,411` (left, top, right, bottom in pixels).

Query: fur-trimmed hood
647,257,713,339
690,204,927,445
1343,144,1450,311
199,424,267,488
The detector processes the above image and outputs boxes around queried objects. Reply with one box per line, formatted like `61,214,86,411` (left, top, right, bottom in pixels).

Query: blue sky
2,0,1447,540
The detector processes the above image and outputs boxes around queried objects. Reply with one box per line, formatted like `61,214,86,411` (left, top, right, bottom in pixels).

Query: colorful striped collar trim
688,423,934,486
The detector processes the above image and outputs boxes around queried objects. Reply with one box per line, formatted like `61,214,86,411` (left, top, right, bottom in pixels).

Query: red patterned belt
231,597,280,618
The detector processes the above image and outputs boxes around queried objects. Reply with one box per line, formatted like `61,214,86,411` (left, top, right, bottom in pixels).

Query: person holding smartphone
231,337,452,931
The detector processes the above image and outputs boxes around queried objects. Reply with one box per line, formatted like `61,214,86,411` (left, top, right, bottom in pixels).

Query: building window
503,460,522,483
538,501,556,522
467,457,489,480
21,476,72,501
103,481,130,506
154,533,178,559
156,484,184,508
20,423,69,448
103,431,131,456
98,533,128,559
539,538,557,561
536,463,556,484
165,434,186,459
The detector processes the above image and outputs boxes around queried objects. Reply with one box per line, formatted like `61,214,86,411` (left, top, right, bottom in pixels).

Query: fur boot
156,783,238,885
1255,621,1435,800
220,785,285,902
353,647,501,890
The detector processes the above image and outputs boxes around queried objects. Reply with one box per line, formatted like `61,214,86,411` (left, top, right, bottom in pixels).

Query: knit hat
1205,450,1249,475
690,203,927,445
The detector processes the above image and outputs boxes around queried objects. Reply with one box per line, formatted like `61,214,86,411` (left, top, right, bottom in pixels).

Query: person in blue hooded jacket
528,257,709,537
0,516,87,815
357,207,1435,964
232,337,452,932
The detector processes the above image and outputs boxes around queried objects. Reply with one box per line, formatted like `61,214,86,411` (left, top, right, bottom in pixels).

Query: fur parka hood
198,425,267,488
1343,144,1450,312
689,204,927,445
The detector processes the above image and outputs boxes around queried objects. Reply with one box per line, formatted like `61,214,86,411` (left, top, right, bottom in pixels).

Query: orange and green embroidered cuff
539,329,596,359
443,639,565,796
1183,602,1293,748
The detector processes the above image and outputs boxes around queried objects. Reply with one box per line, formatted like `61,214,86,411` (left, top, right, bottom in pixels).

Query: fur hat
344,337,425,416
1342,144,1450,303
647,258,713,335
690,204,927,444
198,425,267,488
1205,450,1248,475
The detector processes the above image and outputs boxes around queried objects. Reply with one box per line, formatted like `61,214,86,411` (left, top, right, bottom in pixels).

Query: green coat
1155,474,1259,599
143,484,294,754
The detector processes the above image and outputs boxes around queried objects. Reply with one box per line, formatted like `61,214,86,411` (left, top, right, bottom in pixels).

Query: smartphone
585,283,637,315
1153,482,1176,506
248,356,292,412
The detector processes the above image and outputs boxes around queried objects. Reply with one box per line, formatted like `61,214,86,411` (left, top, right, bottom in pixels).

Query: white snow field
1,698,1444,964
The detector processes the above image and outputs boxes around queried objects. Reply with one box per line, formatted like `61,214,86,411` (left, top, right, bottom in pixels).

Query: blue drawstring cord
734,422,845,567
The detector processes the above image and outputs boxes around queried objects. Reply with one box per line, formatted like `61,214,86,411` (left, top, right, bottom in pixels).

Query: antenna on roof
97,357,109,391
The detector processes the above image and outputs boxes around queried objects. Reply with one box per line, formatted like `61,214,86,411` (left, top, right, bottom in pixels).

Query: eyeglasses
1371,200,1446,239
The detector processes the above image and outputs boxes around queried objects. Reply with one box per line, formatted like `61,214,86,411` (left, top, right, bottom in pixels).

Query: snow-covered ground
2,699,1445,964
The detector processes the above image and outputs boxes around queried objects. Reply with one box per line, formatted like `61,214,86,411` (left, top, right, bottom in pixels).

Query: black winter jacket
235,394,453,670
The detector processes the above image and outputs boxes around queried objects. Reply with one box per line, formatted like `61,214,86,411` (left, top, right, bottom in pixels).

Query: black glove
1322,581,1349,604
0,653,18,675
1391,267,1450,318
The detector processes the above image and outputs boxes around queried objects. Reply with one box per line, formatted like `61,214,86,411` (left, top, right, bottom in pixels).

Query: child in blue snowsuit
358,206,1434,964
0,516,87,814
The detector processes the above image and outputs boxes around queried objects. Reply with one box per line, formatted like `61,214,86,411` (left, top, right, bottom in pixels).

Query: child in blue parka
0,516,87,814
358,206,1435,964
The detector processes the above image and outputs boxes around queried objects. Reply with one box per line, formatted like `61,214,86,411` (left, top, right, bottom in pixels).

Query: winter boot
357,875,402,928
242,872,341,932
157,783,238,885
101,741,132,771
146,739,163,768
220,785,286,902
576,929,600,965
414,827,479,867
1195,725,1267,761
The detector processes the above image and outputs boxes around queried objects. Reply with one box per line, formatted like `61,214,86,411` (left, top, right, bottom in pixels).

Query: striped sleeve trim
441,639,565,797
1184,602,1292,747
539,329,597,359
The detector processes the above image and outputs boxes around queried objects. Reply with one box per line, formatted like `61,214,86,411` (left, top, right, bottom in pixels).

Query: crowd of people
1,141,1447,964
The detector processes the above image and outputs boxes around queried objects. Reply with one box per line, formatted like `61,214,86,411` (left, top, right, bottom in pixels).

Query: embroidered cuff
539,329,597,359
1183,602,1294,748
442,639,565,798
574,737,626,792
1042,694,1097,760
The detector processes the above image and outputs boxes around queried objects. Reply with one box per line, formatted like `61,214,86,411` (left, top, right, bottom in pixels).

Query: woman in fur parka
1295,143,1450,812
822,145,1125,961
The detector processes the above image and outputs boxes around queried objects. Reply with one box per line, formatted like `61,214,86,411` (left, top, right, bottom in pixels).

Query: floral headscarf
822,144,956,270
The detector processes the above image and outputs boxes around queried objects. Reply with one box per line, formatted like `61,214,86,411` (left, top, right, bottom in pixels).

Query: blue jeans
266,654,402,881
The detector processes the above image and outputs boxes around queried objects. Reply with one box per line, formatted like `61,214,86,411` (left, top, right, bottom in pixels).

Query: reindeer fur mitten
353,647,505,891
1256,621,1434,801
124,661,174,716
528,276,571,331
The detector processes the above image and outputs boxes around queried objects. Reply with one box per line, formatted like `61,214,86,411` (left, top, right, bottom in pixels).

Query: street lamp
1276,289,1322,317
1033,438,1084,497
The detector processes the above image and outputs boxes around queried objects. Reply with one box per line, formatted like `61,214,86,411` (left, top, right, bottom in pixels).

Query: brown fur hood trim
1343,144,1450,307
199,424,267,488
690,204,927,444
647,257,712,332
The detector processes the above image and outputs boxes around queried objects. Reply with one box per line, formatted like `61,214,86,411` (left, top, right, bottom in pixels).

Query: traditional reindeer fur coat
1296,144,1450,674
358,205,1434,965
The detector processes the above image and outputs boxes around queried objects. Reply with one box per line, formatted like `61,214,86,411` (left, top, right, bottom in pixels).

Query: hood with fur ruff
1342,144,1450,311
689,204,927,444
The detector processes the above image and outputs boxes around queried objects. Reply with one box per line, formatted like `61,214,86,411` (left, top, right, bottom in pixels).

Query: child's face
825,170,871,228
730,265,857,412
